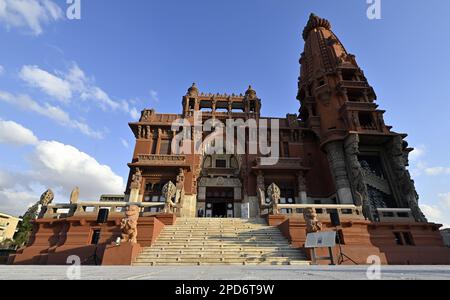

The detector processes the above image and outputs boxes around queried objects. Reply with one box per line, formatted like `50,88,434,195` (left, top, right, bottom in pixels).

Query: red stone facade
125,14,427,224
8,14,450,266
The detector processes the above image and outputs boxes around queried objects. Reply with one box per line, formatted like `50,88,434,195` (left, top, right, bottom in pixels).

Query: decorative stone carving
344,134,372,219
256,171,265,207
69,187,80,204
267,183,281,214
175,168,185,204
298,171,307,191
40,189,54,206
28,189,55,220
287,114,299,128
176,168,185,189
187,83,199,97
120,205,139,244
388,136,427,222
302,13,331,41
162,181,177,213
297,171,308,203
245,85,257,100
325,141,354,204
303,208,322,234
130,168,142,190
140,109,155,122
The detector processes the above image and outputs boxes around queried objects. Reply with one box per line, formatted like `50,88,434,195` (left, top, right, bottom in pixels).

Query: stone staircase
133,218,310,266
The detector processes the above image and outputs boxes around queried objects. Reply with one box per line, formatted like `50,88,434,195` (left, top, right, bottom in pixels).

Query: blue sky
0,0,449,227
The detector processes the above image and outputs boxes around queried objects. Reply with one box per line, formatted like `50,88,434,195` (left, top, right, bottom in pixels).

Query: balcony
273,204,365,221
42,201,167,219
376,208,415,223
338,80,370,90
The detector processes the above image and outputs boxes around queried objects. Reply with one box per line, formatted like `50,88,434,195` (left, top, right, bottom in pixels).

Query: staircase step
132,218,310,266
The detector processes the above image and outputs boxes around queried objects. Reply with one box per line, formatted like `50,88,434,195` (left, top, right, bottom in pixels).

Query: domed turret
245,85,257,100
187,83,199,97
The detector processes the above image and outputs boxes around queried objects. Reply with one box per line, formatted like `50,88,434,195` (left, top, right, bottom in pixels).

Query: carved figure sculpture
303,208,322,234
120,205,140,244
162,181,177,213
388,136,427,222
130,168,142,190
24,189,55,220
267,183,281,214
256,171,266,207
344,134,372,219
70,187,80,204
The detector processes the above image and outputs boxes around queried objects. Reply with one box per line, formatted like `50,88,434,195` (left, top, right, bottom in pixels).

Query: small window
216,159,226,168
359,112,374,128
402,232,415,246
394,232,403,245
91,229,101,245
151,139,157,154
283,142,290,157
159,140,171,155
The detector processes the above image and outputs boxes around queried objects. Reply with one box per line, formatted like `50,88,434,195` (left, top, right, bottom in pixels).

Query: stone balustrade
42,201,166,219
376,208,415,223
274,204,365,220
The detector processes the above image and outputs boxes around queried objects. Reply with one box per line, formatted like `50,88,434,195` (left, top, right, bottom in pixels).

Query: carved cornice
129,155,190,168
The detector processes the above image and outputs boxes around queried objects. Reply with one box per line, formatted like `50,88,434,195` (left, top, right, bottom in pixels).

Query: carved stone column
344,134,372,219
297,171,308,204
325,141,354,204
388,136,427,223
129,168,143,203
156,128,162,154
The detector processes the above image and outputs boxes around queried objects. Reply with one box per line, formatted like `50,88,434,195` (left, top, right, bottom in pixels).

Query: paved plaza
0,265,449,280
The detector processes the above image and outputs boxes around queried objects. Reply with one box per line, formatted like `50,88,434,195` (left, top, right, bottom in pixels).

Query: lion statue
120,205,140,244
303,208,322,234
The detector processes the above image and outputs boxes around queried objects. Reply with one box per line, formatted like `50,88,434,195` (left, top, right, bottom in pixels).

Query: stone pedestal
102,243,141,266
129,188,141,203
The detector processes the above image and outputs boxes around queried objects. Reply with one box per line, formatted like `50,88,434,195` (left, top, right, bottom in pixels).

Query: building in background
0,213,20,243
442,229,450,247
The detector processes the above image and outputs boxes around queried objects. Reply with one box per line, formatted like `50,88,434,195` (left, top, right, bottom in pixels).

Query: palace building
9,14,450,266
125,13,424,224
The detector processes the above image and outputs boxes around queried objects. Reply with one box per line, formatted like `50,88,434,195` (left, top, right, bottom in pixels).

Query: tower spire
302,13,332,41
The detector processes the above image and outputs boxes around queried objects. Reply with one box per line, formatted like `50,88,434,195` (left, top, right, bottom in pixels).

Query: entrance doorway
205,187,234,218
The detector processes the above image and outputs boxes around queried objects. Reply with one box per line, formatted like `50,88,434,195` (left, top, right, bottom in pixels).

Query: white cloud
409,145,425,161
0,189,37,217
120,138,129,149
438,193,450,210
20,65,72,102
19,63,139,119
0,0,63,35
150,90,160,103
0,122,125,216
421,204,443,221
425,167,450,176
0,90,103,139
421,193,450,229
29,140,124,199
0,119,39,146
0,65,4,75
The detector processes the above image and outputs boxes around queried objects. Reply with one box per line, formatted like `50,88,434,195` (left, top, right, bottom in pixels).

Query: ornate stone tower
297,14,427,222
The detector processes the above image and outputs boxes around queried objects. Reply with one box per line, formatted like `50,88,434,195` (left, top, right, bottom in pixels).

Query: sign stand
305,231,337,266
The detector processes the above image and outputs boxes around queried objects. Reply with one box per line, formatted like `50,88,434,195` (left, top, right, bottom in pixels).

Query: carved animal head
39,189,54,206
